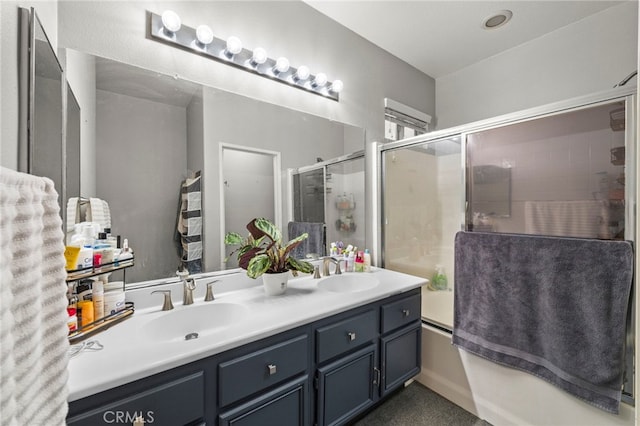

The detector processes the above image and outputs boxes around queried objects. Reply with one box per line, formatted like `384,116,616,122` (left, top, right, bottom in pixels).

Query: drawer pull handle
268,364,277,375
402,309,410,317
347,332,356,341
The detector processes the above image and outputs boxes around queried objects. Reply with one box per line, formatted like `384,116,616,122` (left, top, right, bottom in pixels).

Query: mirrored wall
65,50,365,283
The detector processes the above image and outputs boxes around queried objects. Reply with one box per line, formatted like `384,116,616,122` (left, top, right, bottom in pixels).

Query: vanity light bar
148,11,342,101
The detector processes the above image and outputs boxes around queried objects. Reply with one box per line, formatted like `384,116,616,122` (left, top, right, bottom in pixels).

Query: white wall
436,1,638,129
61,49,96,196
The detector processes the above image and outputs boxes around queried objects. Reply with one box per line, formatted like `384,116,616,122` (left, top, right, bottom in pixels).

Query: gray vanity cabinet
380,292,422,396
67,288,422,426
314,308,380,426
217,332,312,426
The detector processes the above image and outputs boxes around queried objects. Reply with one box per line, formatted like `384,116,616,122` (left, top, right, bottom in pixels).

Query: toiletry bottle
347,252,355,272
363,249,372,272
92,279,104,321
67,308,78,333
355,251,364,272
432,264,448,290
77,300,94,328
77,244,93,270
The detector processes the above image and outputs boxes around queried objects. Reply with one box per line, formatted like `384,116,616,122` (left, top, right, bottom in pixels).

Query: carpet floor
350,381,491,426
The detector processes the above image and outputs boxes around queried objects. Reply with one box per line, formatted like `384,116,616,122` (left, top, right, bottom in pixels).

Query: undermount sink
142,302,250,343
317,274,380,293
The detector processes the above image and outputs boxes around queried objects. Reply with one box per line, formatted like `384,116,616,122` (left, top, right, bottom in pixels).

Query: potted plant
225,218,315,295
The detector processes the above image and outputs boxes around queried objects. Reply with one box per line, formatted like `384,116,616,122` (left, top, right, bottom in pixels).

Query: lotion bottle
363,249,372,272
92,279,104,321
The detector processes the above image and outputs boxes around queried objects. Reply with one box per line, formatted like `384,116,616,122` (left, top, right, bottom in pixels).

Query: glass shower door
382,136,463,329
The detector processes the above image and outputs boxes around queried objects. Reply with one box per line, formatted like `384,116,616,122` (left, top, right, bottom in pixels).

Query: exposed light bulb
225,36,242,57
313,73,328,88
195,25,214,45
161,10,181,34
251,47,268,65
294,65,310,81
273,57,290,74
330,79,344,93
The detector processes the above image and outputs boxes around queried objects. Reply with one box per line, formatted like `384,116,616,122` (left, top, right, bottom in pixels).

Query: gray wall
56,0,435,149
436,1,638,128
96,89,188,282
200,87,348,271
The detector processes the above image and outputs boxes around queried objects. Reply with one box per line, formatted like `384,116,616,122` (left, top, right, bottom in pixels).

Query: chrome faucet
183,278,196,305
322,256,343,276
177,270,196,305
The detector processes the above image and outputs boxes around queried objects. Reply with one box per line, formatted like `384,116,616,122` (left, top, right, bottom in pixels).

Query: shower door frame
378,86,637,404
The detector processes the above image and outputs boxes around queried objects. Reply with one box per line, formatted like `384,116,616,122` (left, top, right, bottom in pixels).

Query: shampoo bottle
363,249,372,272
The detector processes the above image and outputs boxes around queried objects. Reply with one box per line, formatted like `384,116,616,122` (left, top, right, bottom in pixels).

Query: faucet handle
334,259,344,275
313,265,321,279
204,280,219,302
151,290,174,311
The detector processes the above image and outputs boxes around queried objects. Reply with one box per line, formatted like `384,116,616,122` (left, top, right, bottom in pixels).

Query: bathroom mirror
19,7,65,223
67,50,365,283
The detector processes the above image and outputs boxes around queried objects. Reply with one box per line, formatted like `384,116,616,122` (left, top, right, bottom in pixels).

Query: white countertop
67,267,426,402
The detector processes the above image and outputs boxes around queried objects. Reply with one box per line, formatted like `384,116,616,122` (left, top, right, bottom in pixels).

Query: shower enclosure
381,91,636,402
291,153,366,256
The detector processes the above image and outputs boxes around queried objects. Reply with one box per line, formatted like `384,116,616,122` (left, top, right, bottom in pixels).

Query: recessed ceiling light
482,10,513,30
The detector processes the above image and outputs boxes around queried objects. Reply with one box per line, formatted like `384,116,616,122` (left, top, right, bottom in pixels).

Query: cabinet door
219,376,309,426
381,323,421,396
316,344,378,426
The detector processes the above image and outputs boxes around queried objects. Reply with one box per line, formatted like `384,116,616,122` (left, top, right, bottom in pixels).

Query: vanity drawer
218,334,309,407
381,293,421,334
67,371,205,426
316,309,377,364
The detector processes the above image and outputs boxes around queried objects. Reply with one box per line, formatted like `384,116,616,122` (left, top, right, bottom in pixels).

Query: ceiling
304,0,624,78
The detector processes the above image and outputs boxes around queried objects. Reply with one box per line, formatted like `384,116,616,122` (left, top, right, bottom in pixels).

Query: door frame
219,143,282,270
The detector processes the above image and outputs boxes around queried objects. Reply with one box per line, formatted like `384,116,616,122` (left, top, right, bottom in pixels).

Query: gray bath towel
288,221,325,259
453,231,633,414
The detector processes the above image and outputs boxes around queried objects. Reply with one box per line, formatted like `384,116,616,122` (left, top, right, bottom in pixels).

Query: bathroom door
221,145,281,269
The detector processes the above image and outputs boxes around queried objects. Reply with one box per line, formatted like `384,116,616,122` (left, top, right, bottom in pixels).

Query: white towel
0,167,69,425
524,200,611,239
88,197,111,231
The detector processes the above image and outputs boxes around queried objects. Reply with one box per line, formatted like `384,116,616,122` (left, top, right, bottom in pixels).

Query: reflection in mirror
23,8,64,224
65,85,81,240
222,146,279,270
470,165,511,218
293,153,366,256
67,50,365,283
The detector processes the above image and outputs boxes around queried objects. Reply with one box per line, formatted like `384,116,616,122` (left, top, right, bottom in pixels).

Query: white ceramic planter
262,271,289,296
